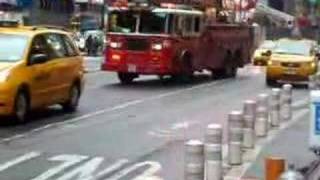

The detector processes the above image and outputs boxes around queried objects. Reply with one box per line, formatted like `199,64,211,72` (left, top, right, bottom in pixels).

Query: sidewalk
243,108,317,179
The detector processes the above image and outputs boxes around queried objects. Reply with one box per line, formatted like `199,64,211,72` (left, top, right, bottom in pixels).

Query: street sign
315,103,320,135
309,91,320,151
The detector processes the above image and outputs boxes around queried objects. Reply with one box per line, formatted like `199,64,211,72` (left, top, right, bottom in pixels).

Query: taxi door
44,33,79,102
28,35,56,107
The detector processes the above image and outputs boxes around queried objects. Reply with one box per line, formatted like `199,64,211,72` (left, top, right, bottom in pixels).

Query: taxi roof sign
0,20,19,27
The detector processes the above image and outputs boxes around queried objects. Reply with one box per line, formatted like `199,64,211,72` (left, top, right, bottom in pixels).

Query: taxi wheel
62,84,80,112
266,78,278,87
118,73,135,84
14,91,29,123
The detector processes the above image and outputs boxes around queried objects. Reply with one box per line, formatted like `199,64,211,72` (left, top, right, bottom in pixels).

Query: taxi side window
29,35,50,64
61,35,78,57
45,34,68,59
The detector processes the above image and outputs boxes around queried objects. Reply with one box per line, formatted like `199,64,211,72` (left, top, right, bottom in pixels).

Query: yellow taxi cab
266,38,318,86
0,21,85,122
253,40,275,66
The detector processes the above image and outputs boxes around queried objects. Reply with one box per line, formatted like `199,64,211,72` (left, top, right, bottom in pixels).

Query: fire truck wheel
180,54,194,82
118,73,136,84
211,69,225,80
225,66,237,78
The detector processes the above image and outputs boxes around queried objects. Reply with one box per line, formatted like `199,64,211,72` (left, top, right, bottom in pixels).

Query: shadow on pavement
0,106,79,138
105,74,228,90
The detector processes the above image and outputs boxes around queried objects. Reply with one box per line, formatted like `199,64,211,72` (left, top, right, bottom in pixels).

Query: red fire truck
102,0,257,83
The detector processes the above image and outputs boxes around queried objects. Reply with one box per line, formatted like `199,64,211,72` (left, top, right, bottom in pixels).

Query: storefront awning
255,2,294,25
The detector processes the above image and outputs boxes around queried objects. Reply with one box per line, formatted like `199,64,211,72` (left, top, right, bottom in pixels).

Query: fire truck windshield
108,11,167,34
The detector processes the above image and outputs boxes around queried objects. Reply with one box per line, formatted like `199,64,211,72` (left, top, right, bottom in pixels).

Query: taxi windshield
260,41,275,50
0,34,28,62
108,11,167,34
273,41,311,56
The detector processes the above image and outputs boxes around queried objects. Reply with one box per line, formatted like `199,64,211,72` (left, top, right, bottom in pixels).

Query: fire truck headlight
151,43,163,51
110,42,122,49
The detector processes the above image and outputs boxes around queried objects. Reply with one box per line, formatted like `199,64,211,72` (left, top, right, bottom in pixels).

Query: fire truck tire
225,66,237,78
118,73,136,84
211,69,225,80
180,53,194,82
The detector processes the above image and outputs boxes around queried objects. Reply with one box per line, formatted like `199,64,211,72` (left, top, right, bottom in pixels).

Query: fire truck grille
126,39,149,51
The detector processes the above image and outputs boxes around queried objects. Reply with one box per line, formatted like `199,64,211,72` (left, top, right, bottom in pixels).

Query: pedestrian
92,36,100,56
86,35,93,56
291,21,302,38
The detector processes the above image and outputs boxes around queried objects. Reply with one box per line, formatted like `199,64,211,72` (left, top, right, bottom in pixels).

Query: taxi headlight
268,60,280,66
0,69,10,83
311,62,316,68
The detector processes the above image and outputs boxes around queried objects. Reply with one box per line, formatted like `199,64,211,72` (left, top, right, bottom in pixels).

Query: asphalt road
0,57,310,180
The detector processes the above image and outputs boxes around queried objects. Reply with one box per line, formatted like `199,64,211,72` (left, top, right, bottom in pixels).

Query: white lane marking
90,159,129,180
105,161,162,180
292,97,309,109
0,152,41,172
31,155,88,180
132,161,162,180
0,79,229,144
171,121,192,130
56,157,104,180
224,109,308,179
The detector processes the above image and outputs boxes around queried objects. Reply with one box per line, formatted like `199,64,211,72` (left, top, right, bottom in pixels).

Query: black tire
225,66,237,78
180,54,194,83
211,69,225,80
14,91,29,123
266,78,277,87
118,73,135,84
62,84,81,112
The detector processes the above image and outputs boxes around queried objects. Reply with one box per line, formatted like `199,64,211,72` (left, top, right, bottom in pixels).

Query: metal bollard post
243,100,256,149
185,140,204,180
309,75,317,90
270,88,281,127
315,73,320,89
205,124,222,180
228,111,243,165
255,93,269,137
281,84,292,122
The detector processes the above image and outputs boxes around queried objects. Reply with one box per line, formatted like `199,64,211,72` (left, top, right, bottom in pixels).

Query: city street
0,57,310,180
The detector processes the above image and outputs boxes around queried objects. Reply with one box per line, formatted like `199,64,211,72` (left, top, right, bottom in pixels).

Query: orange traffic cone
265,156,286,180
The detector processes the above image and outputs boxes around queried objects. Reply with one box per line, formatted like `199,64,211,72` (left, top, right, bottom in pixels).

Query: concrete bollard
205,124,222,180
255,94,269,137
243,100,257,149
185,140,204,180
281,84,292,122
270,88,281,127
228,111,243,165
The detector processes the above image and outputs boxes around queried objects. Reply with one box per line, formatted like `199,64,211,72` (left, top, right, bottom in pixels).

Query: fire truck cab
102,2,254,83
